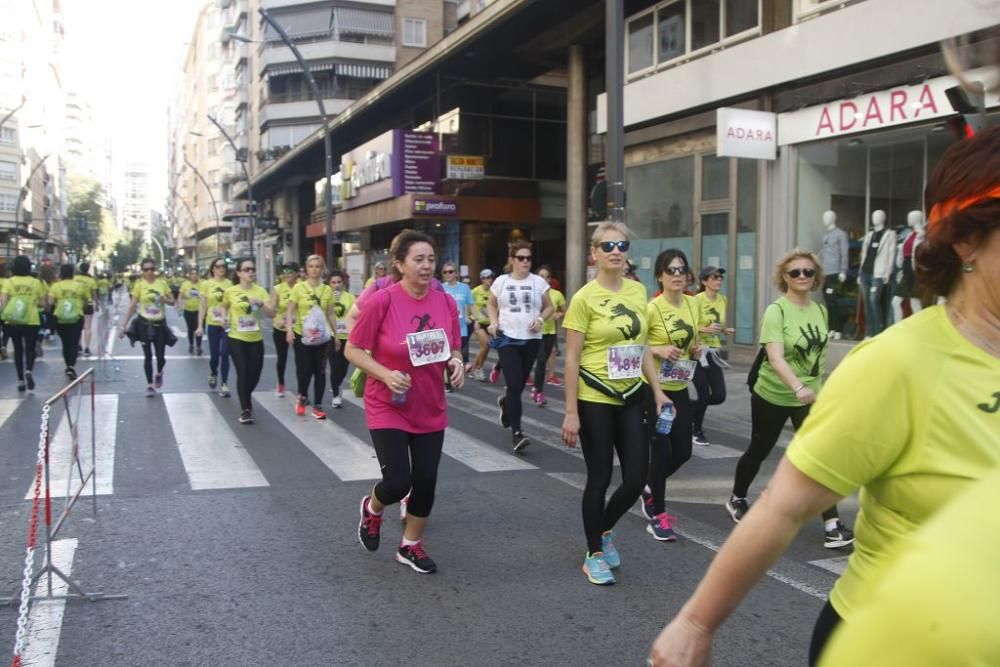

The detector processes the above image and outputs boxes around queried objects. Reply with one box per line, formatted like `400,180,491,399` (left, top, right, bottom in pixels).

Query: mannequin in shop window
891,210,925,324
819,210,849,340
856,210,896,338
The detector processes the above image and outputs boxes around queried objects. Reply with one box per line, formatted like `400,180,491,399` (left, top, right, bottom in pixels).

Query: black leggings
56,320,84,368
370,429,445,518
140,321,168,385
497,339,541,433
733,394,839,520
7,324,39,381
533,333,557,392
273,328,290,386
691,355,727,432
228,338,264,412
808,600,842,666
183,310,201,348
293,334,327,405
328,338,349,397
579,397,649,554
647,387,693,515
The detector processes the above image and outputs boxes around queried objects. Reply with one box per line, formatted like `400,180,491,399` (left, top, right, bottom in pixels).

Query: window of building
625,156,695,238
208,75,218,93
402,18,427,47
0,193,16,212
0,126,14,145
701,154,729,200
627,12,655,74
657,2,685,63
0,159,16,181
795,0,863,22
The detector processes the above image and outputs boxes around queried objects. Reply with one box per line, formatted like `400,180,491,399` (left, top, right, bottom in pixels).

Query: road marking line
163,393,269,490
547,472,830,601
809,556,850,576
26,394,118,499
105,354,278,361
254,392,379,481
0,398,21,430
20,538,77,667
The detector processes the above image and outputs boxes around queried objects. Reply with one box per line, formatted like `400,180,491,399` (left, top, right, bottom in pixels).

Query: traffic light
944,84,985,140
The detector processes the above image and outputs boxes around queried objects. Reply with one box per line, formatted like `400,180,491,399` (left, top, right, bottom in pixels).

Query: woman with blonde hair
285,254,338,419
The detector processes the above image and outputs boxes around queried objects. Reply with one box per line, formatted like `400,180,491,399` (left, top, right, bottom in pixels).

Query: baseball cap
699,266,726,281
480,268,494,279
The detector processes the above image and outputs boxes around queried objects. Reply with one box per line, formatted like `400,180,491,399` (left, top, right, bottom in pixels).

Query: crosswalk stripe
254,392,380,482
809,556,850,576
26,394,118,499
0,398,20,430
20,538,77,667
338,392,537,473
162,393,270,490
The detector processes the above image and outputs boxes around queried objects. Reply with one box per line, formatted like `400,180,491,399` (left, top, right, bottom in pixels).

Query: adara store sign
716,108,776,160
778,70,1000,146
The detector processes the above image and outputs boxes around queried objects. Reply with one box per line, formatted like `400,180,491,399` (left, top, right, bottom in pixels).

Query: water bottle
391,372,409,405
655,404,675,436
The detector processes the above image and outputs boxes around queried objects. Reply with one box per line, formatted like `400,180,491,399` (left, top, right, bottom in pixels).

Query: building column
565,44,587,298
461,221,482,281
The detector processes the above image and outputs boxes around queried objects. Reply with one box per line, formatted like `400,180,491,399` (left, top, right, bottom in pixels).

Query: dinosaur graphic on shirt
611,303,641,341
666,315,695,350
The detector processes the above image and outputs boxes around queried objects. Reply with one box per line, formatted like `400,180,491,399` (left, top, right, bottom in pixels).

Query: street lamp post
207,114,254,261
14,153,49,255
182,158,222,256
0,97,26,133
170,188,200,268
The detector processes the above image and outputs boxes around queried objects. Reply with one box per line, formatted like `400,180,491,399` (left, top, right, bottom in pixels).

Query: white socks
824,519,840,532
401,537,421,547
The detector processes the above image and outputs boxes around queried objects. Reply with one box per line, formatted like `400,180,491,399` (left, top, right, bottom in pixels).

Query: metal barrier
3,368,126,667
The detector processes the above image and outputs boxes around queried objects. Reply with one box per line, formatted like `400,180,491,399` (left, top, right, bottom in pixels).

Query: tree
66,175,105,259
110,229,144,273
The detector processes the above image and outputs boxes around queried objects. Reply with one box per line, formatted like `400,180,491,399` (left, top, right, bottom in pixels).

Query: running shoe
331,395,342,408
692,430,710,446
25,371,34,391
238,410,254,425
208,374,218,389
600,531,621,570
145,385,156,397
824,521,856,549
312,406,327,420
647,512,677,542
83,347,91,356
396,541,436,574
358,496,382,552
470,368,487,382
17,381,26,392
188,344,194,354
497,395,510,428
196,345,203,356
546,374,563,387
533,391,547,407
154,372,163,389
640,487,656,520
529,386,537,399
726,496,750,523
489,364,500,384
400,493,409,522
512,431,530,453
276,384,285,398
295,399,306,417
67,367,77,380
582,552,615,585
219,383,230,397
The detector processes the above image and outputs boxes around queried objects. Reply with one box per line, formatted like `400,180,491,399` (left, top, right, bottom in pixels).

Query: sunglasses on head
513,255,532,262
597,240,630,253
786,268,816,279
664,266,687,276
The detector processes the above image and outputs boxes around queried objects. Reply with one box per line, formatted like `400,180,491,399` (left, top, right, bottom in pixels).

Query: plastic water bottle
391,372,409,405
655,404,675,436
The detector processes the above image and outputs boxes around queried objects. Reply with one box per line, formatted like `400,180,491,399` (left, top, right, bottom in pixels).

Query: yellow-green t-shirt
562,279,648,406
131,278,171,322
472,284,491,325
543,289,566,335
223,283,270,343
179,280,201,312
331,289,356,340
289,281,334,336
754,297,828,407
695,292,728,349
364,277,375,289
74,274,97,304
786,305,1000,623
272,281,296,331
646,293,701,392
201,278,231,327
97,277,110,296
49,279,87,323
1,276,47,326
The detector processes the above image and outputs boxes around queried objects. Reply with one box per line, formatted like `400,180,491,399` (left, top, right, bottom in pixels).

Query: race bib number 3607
607,345,644,380
406,329,450,367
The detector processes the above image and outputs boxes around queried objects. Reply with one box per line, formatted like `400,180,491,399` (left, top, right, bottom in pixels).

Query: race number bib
210,307,225,322
659,359,697,385
237,315,260,333
406,328,450,367
189,288,200,298
607,345,644,380
142,304,163,319
335,320,347,335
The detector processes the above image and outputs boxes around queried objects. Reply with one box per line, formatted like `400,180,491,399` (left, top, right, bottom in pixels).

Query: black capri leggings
140,320,168,385
328,337,349,397
578,395,649,554
228,338,265,412
293,334,327,405
646,387,693,516
496,339,541,434
691,354,727,432
273,328,290,386
182,310,202,348
533,333,557,392
6,324,39,381
56,320,84,368
370,428,445,518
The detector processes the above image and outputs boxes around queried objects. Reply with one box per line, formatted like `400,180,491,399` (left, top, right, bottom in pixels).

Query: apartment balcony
259,40,396,74
260,98,354,126
262,0,394,8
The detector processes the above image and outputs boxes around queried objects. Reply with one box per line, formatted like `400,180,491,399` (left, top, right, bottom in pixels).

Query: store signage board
393,130,440,197
413,198,458,216
446,155,485,180
778,70,1000,145
716,108,776,160
340,130,395,210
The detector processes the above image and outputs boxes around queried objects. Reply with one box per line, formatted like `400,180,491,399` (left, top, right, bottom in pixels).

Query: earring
961,262,975,273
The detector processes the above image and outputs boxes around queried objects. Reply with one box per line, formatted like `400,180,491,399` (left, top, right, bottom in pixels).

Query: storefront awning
266,62,336,77
332,7,395,39
263,6,331,42
336,62,393,80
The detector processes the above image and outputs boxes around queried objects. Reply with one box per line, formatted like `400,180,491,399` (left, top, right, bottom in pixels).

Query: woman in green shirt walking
0,255,47,391
223,258,276,424
48,264,88,379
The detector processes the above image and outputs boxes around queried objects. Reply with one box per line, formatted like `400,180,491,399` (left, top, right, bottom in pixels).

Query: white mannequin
819,210,849,340
891,210,925,322
821,211,847,282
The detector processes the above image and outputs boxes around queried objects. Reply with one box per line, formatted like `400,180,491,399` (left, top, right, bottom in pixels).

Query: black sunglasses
664,266,687,276
786,268,816,279
442,269,456,274
241,267,256,273
597,240,630,253
142,267,155,272
513,255,532,262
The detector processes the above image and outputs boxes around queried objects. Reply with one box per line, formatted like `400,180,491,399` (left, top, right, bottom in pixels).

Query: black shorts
83,304,94,316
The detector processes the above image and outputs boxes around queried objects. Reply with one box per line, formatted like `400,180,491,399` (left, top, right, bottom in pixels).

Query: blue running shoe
582,552,615,585
640,487,656,520
600,531,621,570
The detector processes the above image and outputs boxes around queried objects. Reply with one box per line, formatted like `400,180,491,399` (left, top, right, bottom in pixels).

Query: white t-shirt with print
491,273,549,341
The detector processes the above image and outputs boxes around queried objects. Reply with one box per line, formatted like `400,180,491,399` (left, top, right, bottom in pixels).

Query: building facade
122,161,151,236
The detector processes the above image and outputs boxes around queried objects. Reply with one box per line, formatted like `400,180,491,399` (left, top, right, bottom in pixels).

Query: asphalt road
0,294,856,666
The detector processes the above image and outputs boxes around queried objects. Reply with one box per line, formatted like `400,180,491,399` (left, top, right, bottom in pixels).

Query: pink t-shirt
356,276,444,310
349,282,460,433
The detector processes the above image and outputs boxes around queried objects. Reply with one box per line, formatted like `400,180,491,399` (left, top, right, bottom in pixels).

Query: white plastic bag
301,305,331,346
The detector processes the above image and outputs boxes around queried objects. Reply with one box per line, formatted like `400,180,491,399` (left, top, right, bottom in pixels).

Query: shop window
736,158,757,232
625,156,694,239
691,0,720,51
701,154,729,200
627,12,655,74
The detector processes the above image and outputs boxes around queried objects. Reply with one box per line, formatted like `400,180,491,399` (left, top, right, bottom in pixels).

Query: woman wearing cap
690,266,736,446
469,269,494,382
270,262,298,397
441,261,475,392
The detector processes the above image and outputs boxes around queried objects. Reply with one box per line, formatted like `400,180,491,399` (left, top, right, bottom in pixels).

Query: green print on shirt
705,305,722,325
791,324,827,378
411,314,436,332
611,303,641,341
664,313,695,350
978,392,1000,414
334,301,347,318
235,294,253,315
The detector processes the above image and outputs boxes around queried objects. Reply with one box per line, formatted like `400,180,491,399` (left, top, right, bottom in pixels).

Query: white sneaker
331,395,343,408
